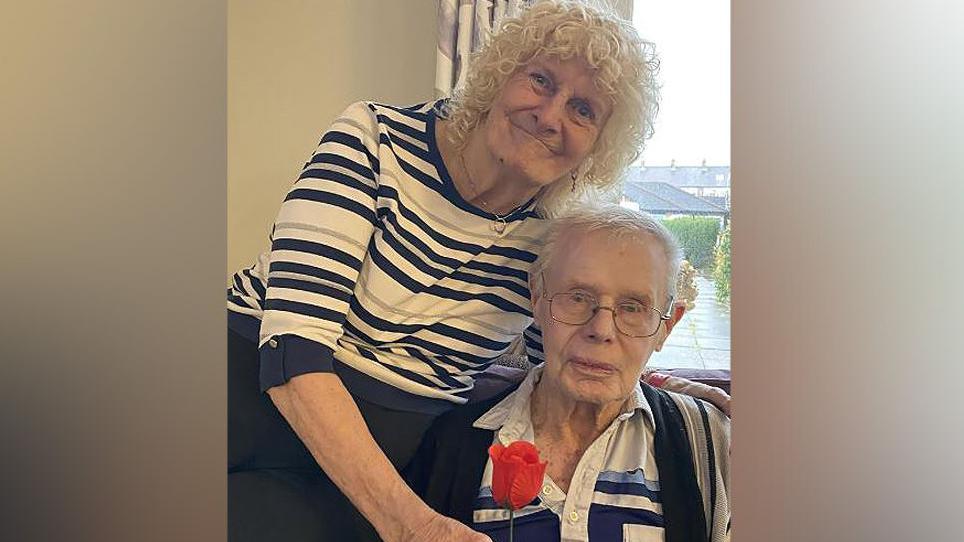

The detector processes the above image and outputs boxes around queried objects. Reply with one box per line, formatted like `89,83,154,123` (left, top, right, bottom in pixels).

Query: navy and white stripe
471,366,731,541
473,485,559,542
228,100,546,405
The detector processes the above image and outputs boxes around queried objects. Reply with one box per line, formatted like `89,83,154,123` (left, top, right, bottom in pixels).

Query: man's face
533,229,683,408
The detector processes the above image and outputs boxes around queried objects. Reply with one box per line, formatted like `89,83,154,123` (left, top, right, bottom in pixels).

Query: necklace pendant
491,217,507,234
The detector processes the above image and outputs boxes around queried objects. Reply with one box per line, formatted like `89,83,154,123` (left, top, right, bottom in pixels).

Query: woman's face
482,56,611,187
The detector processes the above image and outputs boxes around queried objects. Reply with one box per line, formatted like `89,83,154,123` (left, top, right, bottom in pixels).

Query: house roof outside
625,164,731,188
621,181,729,217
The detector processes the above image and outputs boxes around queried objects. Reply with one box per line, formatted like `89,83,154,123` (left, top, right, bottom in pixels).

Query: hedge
661,216,721,269
713,223,731,305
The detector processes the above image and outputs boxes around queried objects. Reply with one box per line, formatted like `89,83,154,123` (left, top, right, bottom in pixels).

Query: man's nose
583,306,617,341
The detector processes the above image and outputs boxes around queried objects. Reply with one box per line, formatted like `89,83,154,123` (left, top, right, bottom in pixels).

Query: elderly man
406,204,730,542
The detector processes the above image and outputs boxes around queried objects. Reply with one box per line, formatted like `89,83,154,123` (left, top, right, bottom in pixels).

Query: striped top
471,366,731,542
228,100,546,411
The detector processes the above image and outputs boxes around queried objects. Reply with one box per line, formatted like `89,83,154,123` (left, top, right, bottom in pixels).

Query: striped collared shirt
471,365,731,542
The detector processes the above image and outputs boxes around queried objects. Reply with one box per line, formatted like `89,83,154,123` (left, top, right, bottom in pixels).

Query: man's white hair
530,203,682,310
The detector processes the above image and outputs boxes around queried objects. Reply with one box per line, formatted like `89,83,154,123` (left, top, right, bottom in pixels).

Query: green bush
713,223,731,305
661,216,721,269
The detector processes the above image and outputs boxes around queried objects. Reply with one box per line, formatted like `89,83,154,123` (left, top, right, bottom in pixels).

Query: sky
632,0,730,166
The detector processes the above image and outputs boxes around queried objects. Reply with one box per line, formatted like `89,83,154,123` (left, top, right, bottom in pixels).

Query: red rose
488,440,548,511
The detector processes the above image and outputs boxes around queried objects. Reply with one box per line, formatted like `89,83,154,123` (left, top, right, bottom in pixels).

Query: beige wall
228,0,437,276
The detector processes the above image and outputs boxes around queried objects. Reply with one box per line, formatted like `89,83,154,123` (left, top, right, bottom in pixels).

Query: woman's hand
399,511,492,542
644,372,731,417
269,373,490,542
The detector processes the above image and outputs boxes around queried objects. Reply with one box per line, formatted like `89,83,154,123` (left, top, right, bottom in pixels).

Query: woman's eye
573,101,595,120
530,73,550,88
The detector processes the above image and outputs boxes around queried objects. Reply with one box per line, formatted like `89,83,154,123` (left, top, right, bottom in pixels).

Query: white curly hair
440,0,660,217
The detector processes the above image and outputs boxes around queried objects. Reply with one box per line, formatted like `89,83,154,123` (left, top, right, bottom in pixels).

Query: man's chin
560,377,622,406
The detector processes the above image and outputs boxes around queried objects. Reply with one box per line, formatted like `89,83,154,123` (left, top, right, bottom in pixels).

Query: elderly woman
227,2,717,541
406,204,731,542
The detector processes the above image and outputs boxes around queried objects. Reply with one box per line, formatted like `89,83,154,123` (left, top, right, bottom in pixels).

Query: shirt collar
472,365,657,437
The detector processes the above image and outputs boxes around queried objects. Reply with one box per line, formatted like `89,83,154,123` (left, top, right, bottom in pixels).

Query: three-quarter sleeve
258,101,382,391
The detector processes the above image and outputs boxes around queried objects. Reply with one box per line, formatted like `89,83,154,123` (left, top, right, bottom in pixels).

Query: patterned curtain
435,0,531,98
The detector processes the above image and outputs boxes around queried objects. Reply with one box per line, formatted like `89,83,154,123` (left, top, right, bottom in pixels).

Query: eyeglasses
543,281,672,338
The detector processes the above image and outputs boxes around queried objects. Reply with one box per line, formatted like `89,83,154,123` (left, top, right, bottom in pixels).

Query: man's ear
654,300,687,351
529,275,545,325
529,274,539,309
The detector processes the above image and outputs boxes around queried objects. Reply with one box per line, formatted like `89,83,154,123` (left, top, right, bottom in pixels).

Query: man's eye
618,302,644,314
568,292,592,304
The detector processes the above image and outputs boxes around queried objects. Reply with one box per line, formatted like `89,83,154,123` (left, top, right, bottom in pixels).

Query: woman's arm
644,371,731,417
257,103,490,541
257,101,382,389
269,373,491,542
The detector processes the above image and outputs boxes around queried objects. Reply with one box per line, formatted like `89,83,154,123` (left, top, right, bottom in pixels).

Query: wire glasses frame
541,272,673,338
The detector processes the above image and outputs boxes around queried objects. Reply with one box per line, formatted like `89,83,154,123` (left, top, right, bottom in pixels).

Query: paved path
649,275,731,370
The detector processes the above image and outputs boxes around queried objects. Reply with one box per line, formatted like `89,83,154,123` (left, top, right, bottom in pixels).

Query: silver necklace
458,151,512,234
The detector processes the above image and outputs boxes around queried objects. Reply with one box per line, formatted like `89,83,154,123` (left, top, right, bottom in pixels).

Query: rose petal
489,440,547,510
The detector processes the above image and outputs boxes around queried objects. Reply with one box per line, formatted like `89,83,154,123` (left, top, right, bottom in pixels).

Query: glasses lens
614,301,661,337
551,292,596,324
550,293,664,337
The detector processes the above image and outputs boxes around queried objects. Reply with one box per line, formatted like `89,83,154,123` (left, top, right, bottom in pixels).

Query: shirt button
568,511,579,523
542,485,552,495
268,338,278,348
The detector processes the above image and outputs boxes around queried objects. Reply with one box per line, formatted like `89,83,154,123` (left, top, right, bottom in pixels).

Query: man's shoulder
660,388,730,431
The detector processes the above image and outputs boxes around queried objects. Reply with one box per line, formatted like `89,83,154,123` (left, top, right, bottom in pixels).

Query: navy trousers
227,328,436,542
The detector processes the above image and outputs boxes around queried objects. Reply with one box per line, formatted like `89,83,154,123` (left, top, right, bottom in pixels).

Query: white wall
228,0,437,276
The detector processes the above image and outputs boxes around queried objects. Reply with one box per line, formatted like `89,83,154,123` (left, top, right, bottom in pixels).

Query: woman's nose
531,94,567,134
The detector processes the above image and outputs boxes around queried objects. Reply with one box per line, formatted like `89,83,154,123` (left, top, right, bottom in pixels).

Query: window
626,0,731,371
